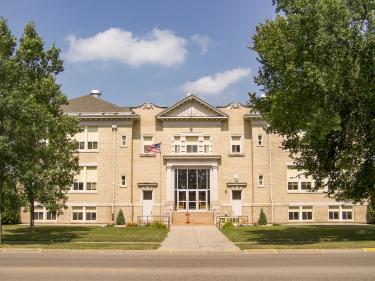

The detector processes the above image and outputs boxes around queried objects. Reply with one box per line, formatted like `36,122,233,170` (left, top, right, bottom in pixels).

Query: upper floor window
257,134,263,146
72,166,97,192
230,136,242,153
172,135,211,154
120,175,127,187
287,166,316,192
186,136,198,153
258,174,264,187
121,136,127,147
75,126,99,151
143,136,153,153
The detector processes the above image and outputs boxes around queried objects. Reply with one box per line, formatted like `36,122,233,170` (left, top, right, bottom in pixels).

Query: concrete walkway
158,226,240,252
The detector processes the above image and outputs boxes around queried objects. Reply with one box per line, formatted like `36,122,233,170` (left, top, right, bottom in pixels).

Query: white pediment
156,95,227,120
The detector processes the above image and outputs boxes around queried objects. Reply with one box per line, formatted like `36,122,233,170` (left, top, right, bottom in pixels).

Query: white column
210,166,219,201
166,166,173,201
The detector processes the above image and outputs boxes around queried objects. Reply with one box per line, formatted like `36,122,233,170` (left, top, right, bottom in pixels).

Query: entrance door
175,169,210,211
232,190,242,216
142,190,153,217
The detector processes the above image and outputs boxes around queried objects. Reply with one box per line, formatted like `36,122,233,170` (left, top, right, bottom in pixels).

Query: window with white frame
173,136,181,153
121,135,127,146
120,175,127,187
287,166,315,192
257,134,263,146
142,135,153,153
186,136,198,153
75,126,99,151
258,174,264,187
289,206,313,221
34,206,57,221
72,166,97,192
230,136,241,153
329,205,353,221
72,206,96,222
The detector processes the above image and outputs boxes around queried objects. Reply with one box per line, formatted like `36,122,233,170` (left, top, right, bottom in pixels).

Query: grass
0,224,168,250
221,224,375,250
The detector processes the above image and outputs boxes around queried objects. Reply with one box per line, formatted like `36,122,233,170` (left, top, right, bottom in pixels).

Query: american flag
145,143,161,153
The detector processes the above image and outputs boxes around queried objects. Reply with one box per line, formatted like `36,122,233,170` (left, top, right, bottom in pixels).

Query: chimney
90,89,102,99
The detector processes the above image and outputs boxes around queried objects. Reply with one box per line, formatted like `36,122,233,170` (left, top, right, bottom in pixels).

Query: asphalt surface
0,251,375,281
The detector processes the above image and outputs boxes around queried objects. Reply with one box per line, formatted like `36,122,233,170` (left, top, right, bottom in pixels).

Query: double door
177,189,209,211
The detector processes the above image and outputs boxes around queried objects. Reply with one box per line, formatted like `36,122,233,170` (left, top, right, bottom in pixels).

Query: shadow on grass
3,225,93,245
226,225,375,246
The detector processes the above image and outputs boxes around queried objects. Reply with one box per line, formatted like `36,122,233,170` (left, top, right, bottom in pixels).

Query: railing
216,216,249,229
137,216,171,229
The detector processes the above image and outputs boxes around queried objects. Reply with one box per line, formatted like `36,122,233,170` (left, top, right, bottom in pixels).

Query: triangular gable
156,94,228,120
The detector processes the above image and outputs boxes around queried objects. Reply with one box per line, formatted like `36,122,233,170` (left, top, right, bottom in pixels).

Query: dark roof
62,95,132,113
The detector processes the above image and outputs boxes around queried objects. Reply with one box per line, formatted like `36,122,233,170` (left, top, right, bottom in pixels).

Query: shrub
116,209,125,225
149,221,167,229
222,220,234,229
1,209,20,225
126,222,138,227
258,208,267,225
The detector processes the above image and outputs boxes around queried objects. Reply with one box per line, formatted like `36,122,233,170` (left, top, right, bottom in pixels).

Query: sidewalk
158,225,240,252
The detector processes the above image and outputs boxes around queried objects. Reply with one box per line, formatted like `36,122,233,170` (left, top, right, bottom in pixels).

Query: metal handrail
137,216,171,229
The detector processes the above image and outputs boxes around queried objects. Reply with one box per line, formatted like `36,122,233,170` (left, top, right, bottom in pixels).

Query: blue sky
1,0,275,106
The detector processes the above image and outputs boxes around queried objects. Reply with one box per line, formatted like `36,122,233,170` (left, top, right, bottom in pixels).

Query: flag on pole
145,143,161,153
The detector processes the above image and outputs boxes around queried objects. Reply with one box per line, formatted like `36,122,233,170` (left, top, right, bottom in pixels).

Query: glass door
174,169,210,212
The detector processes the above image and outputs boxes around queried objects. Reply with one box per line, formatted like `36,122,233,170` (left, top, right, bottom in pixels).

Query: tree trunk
29,198,35,232
0,181,3,244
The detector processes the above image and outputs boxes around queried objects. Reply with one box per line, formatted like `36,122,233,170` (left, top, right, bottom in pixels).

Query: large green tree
249,0,374,204
0,19,80,236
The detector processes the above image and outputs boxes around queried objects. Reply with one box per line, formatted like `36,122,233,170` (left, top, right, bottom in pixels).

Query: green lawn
221,225,375,250
0,225,169,250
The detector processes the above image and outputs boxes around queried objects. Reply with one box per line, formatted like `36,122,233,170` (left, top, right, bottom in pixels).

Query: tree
249,0,375,205
0,19,80,235
258,208,268,225
116,209,125,225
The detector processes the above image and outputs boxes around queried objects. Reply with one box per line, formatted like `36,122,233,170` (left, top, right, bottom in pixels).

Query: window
257,134,263,146
288,182,298,190
121,136,127,146
72,166,97,192
287,166,316,192
72,206,96,222
73,182,84,191
143,190,153,200
186,136,198,153
87,141,98,150
231,136,241,153
75,126,99,151
34,206,57,221
342,206,353,220
72,207,84,221
301,182,312,190
77,142,85,150
329,206,340,220
85,207,97,221
120,175,126,187
34,206,44,221
258,174,264,187
143,136,153,153
204,136,210,153
232,190,242,200
301,206,313,220
289,206,313,221
288,207,299,221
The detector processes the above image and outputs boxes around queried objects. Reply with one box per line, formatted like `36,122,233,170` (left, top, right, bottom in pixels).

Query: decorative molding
227,182,247,190
230,103,242,109
142,103,154,110
137,182,158,190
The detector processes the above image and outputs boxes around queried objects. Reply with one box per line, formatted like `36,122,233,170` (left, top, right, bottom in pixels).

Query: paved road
0,251,375,281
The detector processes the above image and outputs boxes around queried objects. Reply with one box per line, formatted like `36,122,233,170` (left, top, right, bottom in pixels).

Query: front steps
172,212,214,225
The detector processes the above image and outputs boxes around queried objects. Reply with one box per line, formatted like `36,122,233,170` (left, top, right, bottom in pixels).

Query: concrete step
172,212,214,225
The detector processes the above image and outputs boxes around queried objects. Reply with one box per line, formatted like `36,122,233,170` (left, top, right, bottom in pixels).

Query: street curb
1,247,375,254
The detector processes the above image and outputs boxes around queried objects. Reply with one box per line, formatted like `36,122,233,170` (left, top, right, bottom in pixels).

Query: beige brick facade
21,93,369,225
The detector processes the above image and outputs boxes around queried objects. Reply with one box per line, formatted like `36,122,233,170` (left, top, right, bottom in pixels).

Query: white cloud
65,28,187,67
182,67,250,95
191,34,211,55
